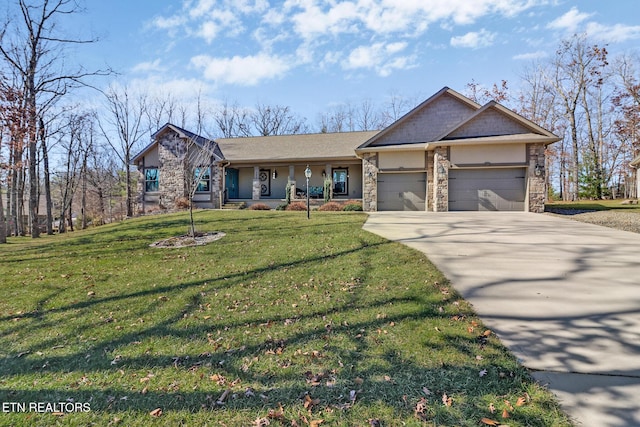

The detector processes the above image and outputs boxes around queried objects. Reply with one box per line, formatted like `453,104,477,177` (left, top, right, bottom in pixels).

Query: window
333,168,348,196
195,167,211,192
145,168,159,192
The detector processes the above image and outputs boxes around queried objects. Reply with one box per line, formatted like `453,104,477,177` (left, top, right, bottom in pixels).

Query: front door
225,168,239,199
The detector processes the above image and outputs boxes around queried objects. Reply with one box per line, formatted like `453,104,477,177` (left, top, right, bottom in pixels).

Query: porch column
362,152,378,212
324,164,332,200
252,166,261,200
528,143,546,213
433,147,449,212
288,165,296,200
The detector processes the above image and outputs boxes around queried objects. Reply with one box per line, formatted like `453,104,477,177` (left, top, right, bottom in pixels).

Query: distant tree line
1,1,639,243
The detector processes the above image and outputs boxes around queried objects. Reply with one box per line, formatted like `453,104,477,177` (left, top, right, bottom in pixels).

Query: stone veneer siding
433,147,449,212
362,152,378,212
157,133,187,210
426,151,435,211
527,143,546,213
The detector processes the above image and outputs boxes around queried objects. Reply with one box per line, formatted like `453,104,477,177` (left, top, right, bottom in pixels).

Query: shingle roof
216,130,380,163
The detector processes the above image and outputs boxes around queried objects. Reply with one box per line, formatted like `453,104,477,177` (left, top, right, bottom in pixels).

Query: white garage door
377,173,426,211
449,168,526,211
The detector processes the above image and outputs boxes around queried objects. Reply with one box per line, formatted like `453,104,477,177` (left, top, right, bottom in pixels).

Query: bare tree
98,83,147,217
380,90,413,127
0,0,111,237
518,62,563,198
251,102,308,136
145,91,179,135
465,79,511,105
212,99,251,138
610,55,640,197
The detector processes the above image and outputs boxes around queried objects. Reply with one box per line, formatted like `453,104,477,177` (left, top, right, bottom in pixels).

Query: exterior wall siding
448,108,531,139
371,95,476,146
450,144,526,165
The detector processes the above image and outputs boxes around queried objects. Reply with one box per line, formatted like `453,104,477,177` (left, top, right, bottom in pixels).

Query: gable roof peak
357,87,480,149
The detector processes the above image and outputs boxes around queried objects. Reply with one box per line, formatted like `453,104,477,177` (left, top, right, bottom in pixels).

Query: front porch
223,163,363,204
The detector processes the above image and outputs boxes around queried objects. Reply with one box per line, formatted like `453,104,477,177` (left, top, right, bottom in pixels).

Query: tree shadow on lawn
0,215,568,425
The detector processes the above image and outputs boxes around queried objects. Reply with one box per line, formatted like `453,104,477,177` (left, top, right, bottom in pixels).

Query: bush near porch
0,211,570,426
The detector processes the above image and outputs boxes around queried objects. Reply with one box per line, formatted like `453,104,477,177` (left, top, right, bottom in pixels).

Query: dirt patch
150,232,226,248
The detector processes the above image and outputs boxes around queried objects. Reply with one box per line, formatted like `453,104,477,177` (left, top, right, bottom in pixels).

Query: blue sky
71,0,640,128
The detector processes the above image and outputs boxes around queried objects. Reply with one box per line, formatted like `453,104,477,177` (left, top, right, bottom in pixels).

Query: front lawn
546,199,640,212
0,211,570,426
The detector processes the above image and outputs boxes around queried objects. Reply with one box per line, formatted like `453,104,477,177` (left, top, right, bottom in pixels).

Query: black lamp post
305,165,312,219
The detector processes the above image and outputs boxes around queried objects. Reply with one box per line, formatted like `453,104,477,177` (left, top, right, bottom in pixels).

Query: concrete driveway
363,212,640,426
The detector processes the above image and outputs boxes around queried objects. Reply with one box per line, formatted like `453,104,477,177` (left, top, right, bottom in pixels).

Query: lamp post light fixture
304,165,312,219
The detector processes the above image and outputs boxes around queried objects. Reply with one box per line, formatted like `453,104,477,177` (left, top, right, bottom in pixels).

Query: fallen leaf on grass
481,418,500,426
267,404,285,421
415,397,429,421
310,420,324,427
303,394,320,410
150,408,162,417
516,396,527,407
489,403,496,413
253,417,270,427
479,369,488,377
504,400,514,411
442,393,452,406
502,409,510,418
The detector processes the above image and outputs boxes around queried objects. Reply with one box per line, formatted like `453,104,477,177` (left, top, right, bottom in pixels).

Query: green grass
0,211,571,426
546,199,640,212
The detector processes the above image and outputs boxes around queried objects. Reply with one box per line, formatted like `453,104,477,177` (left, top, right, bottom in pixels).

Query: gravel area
546,210,640,234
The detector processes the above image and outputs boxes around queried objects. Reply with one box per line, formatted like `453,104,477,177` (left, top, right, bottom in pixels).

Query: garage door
449,168,525,211
377,173,426,211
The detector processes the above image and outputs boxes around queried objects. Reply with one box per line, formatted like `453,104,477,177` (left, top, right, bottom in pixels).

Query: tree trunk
0,175,6,244
40,118,54,234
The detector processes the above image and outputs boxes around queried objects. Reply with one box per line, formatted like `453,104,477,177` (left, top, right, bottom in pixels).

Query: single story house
132,87,560,213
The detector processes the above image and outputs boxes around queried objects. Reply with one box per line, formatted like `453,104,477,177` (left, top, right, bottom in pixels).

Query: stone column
528,143,546,213
252,166,261,200
288,165,296,200
362,152,378,211
426,151,434,211
324,164,332,200
433,147,449,212
158,133,187,210
211,163,222,209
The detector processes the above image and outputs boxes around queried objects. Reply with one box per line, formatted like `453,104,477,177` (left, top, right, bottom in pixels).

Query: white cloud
585,22,640,43
513,51,548,60
545,6,640,44
342,42,414,76
151,14,187,30
188,0,217,19
190,53,292,85
198,21,221,43
131,59,165,73
547,7,593,32
150,0,548,81
450,29,496,48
